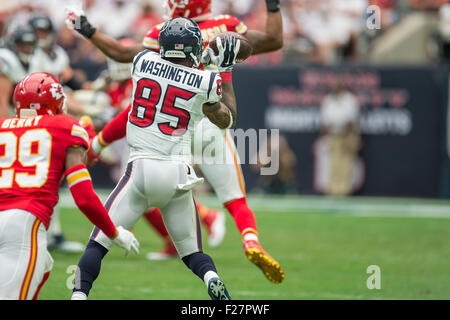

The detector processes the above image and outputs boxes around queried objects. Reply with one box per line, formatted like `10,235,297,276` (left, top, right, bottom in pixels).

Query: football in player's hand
209,32,253,63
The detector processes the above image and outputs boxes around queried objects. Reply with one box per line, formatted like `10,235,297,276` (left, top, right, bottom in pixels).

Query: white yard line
57,188,450,219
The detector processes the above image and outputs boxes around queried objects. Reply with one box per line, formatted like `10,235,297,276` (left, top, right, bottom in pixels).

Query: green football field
39,192,450,300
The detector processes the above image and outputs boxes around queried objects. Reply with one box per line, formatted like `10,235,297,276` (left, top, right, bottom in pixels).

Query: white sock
243,233,258,242
204,271,219,286
71,291,87,300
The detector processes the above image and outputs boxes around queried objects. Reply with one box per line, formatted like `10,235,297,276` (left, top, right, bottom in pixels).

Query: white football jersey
29,46,70,77
127,50,222,163
0,48,28,84
0,45,69,84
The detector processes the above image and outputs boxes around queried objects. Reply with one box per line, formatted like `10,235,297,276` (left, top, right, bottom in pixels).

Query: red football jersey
142,14,248,51
106,79,134,109
0,114,89,229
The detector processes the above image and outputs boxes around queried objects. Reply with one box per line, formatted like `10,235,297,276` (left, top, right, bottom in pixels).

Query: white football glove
65,7,96,38
202,35,241,72
112,226,140,256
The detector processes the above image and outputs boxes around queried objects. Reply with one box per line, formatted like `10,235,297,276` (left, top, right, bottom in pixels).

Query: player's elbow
271,36,283,50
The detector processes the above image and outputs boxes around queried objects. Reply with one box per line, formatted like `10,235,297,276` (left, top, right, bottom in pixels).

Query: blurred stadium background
3,0,450,300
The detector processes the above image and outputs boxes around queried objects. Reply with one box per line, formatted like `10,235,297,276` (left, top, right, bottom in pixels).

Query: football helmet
163,0,211,22
6,25,36,64
14,72,66,118
29,13,55,49
159,17,203,67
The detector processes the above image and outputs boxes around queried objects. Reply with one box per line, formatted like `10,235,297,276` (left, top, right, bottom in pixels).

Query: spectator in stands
319,82,361,196
283,0,367,64
251,134,297,195
131,0,163,41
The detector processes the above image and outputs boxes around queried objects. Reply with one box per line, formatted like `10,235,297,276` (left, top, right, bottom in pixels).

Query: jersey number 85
129,78,195,136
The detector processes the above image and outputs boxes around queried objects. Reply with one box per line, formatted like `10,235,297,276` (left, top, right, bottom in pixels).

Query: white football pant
91,159,204,258
193,119,246,204
0,209,53,300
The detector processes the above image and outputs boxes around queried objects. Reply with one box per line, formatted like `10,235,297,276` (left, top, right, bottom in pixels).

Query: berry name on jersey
1,116,43,129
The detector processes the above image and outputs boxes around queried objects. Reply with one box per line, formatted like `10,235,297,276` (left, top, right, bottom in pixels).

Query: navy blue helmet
5,25,36,64
29,13,55,49
29,13,54,33
158,17,203,67
7,25,36,47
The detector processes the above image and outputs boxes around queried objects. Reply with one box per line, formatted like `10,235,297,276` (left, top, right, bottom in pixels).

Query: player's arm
202,36,239,129
90,31,144,63
203,79,236,129
0,76,12,118
244,0,283,54
90,104,130,157
64,145,139,254
65,8,143,63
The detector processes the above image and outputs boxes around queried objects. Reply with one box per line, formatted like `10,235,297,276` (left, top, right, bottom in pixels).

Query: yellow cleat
243,240,285,284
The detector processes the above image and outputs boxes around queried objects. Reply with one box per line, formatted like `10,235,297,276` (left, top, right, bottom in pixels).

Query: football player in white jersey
28,13,84,92
71,17,238,300
66,0,285,285
0,26,36,118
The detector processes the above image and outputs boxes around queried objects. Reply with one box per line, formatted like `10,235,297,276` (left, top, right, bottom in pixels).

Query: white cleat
49,240,85,254
146,242,178,261
71,291,87,300
208,211,226,248
146,251,178,261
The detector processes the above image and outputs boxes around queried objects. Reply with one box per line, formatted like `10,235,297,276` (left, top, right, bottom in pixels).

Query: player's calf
71,240,108,299
182,252,231,300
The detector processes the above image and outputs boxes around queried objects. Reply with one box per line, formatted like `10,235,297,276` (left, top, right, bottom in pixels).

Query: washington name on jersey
139,57,203,89
127,51,222,164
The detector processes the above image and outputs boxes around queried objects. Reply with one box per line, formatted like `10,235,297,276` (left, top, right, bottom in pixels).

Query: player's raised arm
244,0,283,54
64,144,139,255
202,36,238,129
65,8,143,63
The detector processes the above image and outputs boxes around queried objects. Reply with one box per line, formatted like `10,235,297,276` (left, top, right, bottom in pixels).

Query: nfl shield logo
175,44,184,50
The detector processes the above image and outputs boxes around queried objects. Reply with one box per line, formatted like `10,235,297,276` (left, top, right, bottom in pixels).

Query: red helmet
164,0,211,22
14,72,66,118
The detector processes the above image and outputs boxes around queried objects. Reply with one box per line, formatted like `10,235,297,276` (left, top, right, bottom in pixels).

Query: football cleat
207,277,231,300
206,210,226,248
146,241,178,261
244,240,285,284
48,239,85,254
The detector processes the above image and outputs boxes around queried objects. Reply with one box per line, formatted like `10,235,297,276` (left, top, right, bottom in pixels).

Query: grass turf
38,197,450,300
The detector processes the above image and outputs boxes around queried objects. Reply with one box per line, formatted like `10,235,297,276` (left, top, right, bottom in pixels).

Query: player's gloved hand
204,35,241,72
112,226,140,256
65,7,96,38
86,139,100,167
265,0,281,12
78,116,99,167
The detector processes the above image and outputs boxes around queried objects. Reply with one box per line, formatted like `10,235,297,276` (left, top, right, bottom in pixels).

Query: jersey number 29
0,129,51,188
129,78,195,136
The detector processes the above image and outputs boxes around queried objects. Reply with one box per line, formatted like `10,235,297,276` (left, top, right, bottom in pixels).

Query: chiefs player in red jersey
66,0,285,284
0,73,139,300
